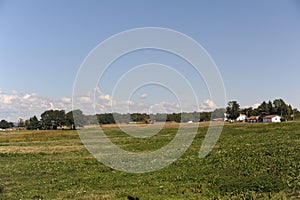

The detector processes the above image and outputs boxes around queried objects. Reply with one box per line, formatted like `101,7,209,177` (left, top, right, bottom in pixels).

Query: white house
224,113,229,121
263,115,281,123
236,114,247,122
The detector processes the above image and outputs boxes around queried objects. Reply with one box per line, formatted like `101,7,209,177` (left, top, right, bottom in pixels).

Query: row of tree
17,110,216,130
18,109,85,130
96,112,211,124
226,98,297,121
1,98,298,130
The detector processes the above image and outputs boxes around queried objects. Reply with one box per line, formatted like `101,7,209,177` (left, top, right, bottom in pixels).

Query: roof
263,115,280,119
248,116,259,120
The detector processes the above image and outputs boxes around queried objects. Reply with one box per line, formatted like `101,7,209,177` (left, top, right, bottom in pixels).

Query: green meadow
0,122,299,199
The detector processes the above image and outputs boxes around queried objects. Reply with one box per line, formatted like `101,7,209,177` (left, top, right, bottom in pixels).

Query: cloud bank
0,90,217,122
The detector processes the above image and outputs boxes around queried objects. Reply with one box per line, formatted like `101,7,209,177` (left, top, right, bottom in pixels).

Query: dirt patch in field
0,145,84,154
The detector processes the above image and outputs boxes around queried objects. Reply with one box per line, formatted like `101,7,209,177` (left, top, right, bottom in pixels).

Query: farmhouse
236,114,247,122
248,116,259,122
263,115,281,123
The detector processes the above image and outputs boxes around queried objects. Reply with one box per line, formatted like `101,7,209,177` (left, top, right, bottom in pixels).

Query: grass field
0,122,299,199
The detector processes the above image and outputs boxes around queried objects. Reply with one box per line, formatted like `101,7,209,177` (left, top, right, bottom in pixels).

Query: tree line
13,110,217,130
1,98,299,130
0,120,14,129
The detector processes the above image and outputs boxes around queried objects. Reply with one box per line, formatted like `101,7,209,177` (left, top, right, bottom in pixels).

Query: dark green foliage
199,111,211,122
226,101,240,120
293,108,300,120
0,119,14,129
211,108,225,119
166,113,181,122
258,101,270,116
96,112,201,124
41,110,66,129
25,116,40,130
65,109,85,128
97,113,116,124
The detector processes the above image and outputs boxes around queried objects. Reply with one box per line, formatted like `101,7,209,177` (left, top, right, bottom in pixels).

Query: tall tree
268,101,274,114
273,99,287,117
17,118,25,127
66,109,85,128
258,101,269,116
292,108,300,120
25,116,40,130
226,101,240,120
241,107,253,117
41,110,66,130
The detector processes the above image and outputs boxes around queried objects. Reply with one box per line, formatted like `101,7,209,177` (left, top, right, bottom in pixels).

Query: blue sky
0,0,300,121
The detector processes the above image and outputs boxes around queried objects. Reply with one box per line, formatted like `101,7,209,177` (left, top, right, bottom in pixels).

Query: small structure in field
212,118,223,122
247,116,259,123
236,114,247,122
263,115,281,123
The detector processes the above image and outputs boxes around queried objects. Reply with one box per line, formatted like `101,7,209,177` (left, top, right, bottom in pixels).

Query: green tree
241,107,252,117
250,108,259,116
211,108,226,119
41,110,66,130
166,113,181,123
268,101,274,114
17,118,25,127
25,116,40,130
97,113,115,124
273,99,290,119
293,108,300,120
0,119,14,129
226,101,240,120
150,113,167,122
258,101,269,116
200,112,212,122
65,109,85,129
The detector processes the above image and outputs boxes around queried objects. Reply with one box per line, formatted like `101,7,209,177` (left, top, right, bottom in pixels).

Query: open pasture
0,122,299,199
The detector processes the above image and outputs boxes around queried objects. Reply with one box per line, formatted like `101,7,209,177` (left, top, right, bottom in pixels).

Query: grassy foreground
0,122,299,199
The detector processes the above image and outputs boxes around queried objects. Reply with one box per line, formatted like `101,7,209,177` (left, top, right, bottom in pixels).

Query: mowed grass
0,122,299,199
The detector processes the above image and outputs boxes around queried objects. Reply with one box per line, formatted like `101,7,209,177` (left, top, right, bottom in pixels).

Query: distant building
212,118,223,122
236,114,247,122
247,116,259,123
224,113,229,121
263,115,281,123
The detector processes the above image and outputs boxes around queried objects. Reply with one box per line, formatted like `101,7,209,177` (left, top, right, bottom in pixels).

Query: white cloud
0,90,222,122
158,101,181,113
79,96,91,103
23,94,31,99
0,91,72,122
49,102,55,110
252,103,260,109
61,97,71,103
0,93,18,104
199,99,217,111
140,93,148,99
99,94,111,101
